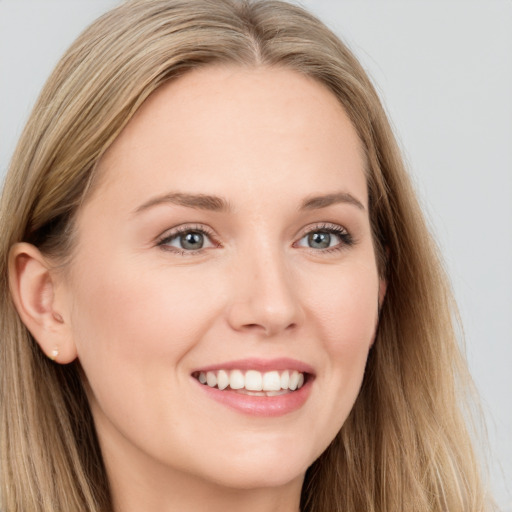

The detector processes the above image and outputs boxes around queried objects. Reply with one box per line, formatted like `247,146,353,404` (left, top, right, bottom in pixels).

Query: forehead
87,65,367,215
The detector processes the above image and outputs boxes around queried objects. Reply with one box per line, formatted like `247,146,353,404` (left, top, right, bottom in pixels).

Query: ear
8,243,77,364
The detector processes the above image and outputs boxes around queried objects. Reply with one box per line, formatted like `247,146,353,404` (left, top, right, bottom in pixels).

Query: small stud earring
49,349,59,361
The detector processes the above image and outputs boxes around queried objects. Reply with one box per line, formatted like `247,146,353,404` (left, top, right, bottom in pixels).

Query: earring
49,348,59,361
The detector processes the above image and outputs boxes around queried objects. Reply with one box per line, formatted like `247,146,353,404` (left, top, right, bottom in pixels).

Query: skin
12,66,385,511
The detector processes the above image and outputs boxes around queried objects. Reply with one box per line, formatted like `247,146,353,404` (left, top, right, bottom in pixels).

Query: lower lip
194,378,313,417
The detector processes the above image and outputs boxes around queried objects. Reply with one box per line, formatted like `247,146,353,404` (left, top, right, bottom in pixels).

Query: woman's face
61,66,384,492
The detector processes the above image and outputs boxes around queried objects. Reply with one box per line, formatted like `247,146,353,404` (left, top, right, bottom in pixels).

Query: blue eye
296,225,353,251
306,232,334,249
159,227,216,253
178,232,205,250
158,223,352,255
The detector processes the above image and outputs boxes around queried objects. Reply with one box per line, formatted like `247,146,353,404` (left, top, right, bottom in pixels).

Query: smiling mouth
192,369,307,397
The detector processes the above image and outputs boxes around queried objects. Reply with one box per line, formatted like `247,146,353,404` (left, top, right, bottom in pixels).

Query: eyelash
295,223,354,254
157,224,218,256
156,222,354,256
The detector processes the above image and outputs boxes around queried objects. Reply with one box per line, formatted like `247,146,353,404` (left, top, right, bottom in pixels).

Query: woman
0,0,492,511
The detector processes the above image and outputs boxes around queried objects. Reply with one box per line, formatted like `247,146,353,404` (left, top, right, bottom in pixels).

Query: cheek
304,261,378,415
67,259,229,453
68,260,226,420
307,262,379,352
71,263,218,357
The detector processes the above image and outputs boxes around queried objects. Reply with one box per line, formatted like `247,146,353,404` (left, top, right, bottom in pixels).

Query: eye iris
308,231,331,249
180,232,204,250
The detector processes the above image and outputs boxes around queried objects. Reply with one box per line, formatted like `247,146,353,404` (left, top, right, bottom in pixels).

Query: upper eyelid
157,222,348,240
157,224,217,242
296,222,349,238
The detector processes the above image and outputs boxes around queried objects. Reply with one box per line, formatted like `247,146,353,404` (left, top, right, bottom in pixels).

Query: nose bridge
227,237,303,336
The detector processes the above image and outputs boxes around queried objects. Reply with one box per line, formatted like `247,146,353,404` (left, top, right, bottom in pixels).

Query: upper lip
191,357,315,375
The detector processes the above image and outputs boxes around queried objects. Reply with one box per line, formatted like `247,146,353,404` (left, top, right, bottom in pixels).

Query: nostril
240,321,298,337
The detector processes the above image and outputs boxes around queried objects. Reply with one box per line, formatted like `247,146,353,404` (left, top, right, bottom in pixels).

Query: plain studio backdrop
1,0,511,509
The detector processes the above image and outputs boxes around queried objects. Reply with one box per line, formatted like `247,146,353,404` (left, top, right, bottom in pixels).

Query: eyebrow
134,192,231,214
300,192,365,211
133,190,365,215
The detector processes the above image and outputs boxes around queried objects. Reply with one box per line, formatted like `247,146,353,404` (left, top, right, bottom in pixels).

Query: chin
203,463,306,491
190,441,315,491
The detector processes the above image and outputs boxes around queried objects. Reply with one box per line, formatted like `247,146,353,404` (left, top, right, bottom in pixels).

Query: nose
226,246,304,337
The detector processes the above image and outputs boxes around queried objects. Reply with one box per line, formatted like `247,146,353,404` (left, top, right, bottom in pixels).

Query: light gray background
1,0,511,508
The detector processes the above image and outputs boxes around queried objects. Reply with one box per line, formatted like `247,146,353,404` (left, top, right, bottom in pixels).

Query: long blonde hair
0,1,491,510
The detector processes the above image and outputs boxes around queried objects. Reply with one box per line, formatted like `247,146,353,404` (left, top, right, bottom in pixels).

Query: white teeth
206,371,217,388
265,389,290,396
263,371,281,391
245,370,263,391
289,370,300,391
280,370,290,389
217,369,229,390
196,369,307,392
229,370,244,390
